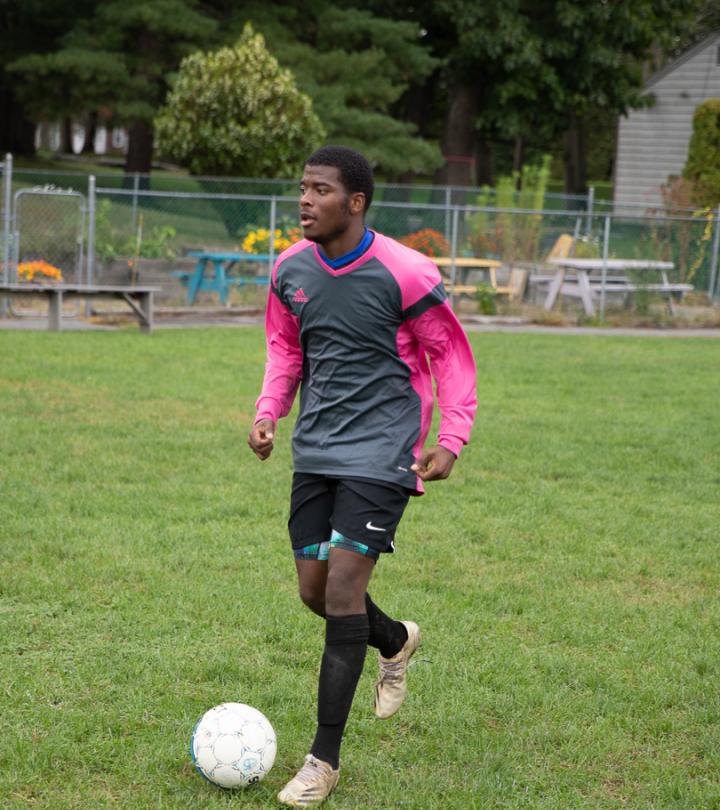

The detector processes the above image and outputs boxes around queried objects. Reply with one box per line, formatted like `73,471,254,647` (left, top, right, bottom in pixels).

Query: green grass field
1,328,719,809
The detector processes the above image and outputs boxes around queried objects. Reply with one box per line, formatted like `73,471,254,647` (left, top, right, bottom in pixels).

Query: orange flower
398,229,450,257
18,260,64,282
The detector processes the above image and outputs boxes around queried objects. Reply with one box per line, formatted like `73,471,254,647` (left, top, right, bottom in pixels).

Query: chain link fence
3,158,720,314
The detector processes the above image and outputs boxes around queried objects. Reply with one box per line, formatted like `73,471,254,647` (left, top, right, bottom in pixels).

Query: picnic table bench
433,257,528,302
0,283,159,332
433,257,501,297
174,251,271,305
544,259,692,316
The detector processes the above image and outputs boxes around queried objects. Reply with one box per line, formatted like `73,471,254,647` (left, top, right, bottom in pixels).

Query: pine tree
223,2,442,178
0,0,96,154
8,0,216,173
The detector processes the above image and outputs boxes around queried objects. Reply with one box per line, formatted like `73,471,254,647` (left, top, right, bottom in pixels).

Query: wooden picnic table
174,251,271,305
544,258,692,316
432,257,503,298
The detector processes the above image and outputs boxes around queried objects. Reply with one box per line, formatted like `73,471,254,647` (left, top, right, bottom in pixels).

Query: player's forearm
255,366,301,423
435,372,477,456
412,305,478,455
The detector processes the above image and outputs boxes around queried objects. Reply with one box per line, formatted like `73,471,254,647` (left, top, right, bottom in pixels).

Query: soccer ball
190,702,277,789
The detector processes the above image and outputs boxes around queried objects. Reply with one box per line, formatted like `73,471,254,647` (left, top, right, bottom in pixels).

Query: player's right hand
248,419,276,460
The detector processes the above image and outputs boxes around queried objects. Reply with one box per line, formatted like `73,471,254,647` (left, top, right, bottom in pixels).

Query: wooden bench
0,283,159,332
442,283,478,297
591,281,693,315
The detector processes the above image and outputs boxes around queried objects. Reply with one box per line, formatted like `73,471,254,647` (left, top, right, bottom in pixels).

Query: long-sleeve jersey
255,231,477,493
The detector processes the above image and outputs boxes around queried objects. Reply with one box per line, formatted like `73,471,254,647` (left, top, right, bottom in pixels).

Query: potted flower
17,260,64,283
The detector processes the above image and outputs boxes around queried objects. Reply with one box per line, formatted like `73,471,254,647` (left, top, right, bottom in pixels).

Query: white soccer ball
190,702,277,789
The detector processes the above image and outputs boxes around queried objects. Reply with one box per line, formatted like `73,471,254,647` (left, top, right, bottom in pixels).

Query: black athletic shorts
288,473,411,557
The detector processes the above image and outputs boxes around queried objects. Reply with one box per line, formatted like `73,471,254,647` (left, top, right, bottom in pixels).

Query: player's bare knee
298,583,325,616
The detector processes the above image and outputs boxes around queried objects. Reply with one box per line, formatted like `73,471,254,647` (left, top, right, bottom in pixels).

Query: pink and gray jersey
255,231,477,493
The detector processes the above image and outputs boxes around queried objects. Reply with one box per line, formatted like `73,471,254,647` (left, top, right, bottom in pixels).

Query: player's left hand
411,445,456,481
248,418,276,460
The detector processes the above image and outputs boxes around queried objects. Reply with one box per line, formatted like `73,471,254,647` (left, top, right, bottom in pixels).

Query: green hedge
683,98,720,208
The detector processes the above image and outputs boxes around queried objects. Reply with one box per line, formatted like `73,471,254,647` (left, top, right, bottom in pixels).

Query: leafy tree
669,0,720,55
539,1,700,193
683,99,720,207
8,0,217,172
154,24,325,235
155,24,324,177
365,0,701,191
223,2,442,178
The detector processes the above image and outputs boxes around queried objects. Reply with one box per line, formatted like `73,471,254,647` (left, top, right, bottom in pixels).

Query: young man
248,146,477,807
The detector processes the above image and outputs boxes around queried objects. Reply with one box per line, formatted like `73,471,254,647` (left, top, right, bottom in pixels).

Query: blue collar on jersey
318,227,374,269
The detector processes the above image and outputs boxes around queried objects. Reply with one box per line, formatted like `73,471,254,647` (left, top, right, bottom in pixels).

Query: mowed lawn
1,328,719,809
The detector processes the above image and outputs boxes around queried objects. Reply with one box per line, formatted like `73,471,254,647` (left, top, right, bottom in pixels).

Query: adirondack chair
494,267,529,301
529,233,576,283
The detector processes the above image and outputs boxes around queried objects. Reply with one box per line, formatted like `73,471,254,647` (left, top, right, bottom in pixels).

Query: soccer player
248,146,477,807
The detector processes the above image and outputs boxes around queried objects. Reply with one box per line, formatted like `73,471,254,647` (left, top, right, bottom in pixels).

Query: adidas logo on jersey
293,287,309,303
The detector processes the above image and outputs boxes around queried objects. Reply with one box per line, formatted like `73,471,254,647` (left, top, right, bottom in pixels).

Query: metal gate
11,187,86,284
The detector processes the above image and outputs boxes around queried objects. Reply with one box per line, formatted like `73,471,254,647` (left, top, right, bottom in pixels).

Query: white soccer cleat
374,621,421,719
277,754,340,807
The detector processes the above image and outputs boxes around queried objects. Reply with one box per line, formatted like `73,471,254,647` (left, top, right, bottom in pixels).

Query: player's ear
349,192,365,215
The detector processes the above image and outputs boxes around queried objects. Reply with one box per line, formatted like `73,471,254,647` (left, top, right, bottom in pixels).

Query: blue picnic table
173,251,272,305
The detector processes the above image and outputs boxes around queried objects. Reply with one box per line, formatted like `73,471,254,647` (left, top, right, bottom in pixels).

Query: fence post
268,197,277,278
586,185,595,237
130,172,140,238
444,186,452,245
2,153,11,285
87,175,96,287
449,206,459,310
708,204,720,301
600,215,611,320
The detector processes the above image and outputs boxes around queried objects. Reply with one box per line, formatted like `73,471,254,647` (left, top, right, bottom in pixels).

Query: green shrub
95,201,176,261
475,282,497,315
155,24,324,179
683,99,720,208
467,155,551,261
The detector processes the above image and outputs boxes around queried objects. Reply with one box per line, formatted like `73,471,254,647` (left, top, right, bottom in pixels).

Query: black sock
365,593,408,659
310,613,369,770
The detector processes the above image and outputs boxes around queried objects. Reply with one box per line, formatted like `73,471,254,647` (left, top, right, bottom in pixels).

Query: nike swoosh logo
365,521,387,532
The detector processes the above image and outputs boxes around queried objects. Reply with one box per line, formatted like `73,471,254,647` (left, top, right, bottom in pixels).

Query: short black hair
305,145,374,212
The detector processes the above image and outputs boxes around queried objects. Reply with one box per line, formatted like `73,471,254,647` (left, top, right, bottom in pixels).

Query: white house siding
614,33,720,213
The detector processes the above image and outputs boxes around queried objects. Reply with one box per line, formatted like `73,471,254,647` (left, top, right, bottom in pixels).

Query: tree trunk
563,111,587,195
125,120,154,175
62,118,73,154
82,111,99,154
0,82,36,155
434,82,477,191
475,137,493,186
513,136,525,188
